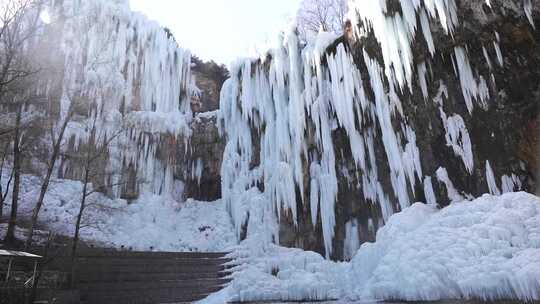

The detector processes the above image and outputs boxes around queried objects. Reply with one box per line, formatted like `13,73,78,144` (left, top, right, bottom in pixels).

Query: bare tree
25,5,118,248
0,143,14,219
72,128,123,254
5,106,21,244
4,93,45,244
296,0,347,40
24,111,73,249
66,114,125,286
0,0,48,244
0,0,41,99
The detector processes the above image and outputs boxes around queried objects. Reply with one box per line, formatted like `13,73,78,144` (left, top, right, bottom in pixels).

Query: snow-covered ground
0,172,236,252
2,171,539,302
200,192,540,303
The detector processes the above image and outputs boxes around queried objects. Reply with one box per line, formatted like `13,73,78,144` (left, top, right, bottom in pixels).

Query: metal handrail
23,274,35,288
1,258,39,289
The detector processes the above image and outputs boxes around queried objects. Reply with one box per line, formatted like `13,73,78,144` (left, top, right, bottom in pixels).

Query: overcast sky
129,0,302,65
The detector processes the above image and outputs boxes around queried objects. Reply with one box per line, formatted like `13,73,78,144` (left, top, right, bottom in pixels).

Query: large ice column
220,0,459,257
219,0,529,259
219,27,424,258
46,0,194,196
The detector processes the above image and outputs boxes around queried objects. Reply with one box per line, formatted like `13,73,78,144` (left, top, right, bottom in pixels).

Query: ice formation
453,46,490,113
502,174,522,194
218,0,521,257
524,0,536,28
436,167,464,202
37,0,195,197
344,219,360,260
349,192,540,302
199,192,540,303
423,176,437,205
23,0,528,259
191,158,204,185
486,160,501,196
440,111,474,173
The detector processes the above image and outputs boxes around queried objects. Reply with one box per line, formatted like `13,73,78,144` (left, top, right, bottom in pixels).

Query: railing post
5,258,13,283
32,260,37,287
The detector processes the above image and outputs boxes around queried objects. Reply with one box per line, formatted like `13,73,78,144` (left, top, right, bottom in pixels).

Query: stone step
43,255,231,271
78,278,231,292
77,271,228,283
75,257,232,266
75,263,228,274
46,256,233,272
74,251,229,259
81,287,220,304
70,251,233,304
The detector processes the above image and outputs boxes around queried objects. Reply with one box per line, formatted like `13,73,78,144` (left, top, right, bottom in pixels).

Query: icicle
440,110,474,174
344,219,360,260
364,51,411,211
417,62,429,100
493,32,504,67
485,160,501,195
191,158,204,185
436,167,464,202
523,0,536,28
423,176,437,205
482,46,493,70
453,47,478,114
501,174,518,193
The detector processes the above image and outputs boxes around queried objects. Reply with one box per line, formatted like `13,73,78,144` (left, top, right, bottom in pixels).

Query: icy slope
95,194,236,252
0,171,236,252
200,192,540,303
350,192,540,301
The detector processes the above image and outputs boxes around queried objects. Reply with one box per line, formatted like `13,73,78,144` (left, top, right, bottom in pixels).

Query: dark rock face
58,59,227,203
116,113,225,202
181,59,228,200
275,0,540,260
181,113,225,201
58,112,224,203
191,58,229,113
192,71,223,113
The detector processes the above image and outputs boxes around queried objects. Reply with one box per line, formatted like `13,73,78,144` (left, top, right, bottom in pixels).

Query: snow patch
0,171,236,252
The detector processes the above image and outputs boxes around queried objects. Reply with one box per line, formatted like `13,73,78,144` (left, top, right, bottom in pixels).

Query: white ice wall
41,0,195,196
219,0,529,257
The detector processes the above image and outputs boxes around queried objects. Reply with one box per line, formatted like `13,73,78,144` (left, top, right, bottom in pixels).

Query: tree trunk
70,165,89,287
0,146,6,219
71,176,88,259
25,115,71,249
0,169,14,220
5,106,22,244
0,180,3,219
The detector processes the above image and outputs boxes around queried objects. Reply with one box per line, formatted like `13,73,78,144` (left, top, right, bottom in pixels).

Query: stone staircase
73,251,232,304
